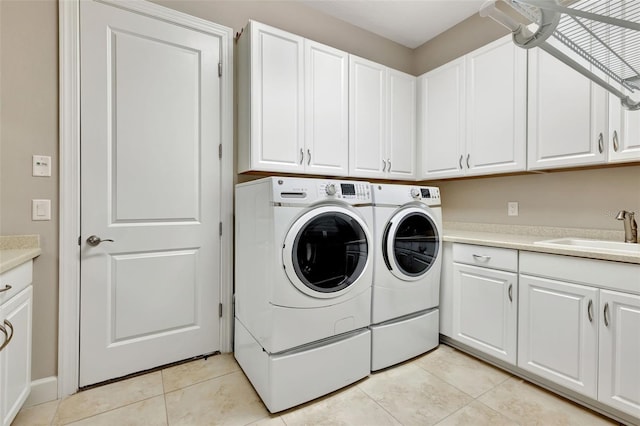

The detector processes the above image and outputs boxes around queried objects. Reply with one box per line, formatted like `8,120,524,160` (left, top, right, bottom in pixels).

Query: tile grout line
164,368,243,396
355,381,407,425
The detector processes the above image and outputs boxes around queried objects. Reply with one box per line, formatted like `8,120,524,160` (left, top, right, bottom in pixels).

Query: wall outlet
33,155,52,177
508,201,519,216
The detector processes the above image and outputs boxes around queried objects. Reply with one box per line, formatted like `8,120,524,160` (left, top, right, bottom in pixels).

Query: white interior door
80,0,221,387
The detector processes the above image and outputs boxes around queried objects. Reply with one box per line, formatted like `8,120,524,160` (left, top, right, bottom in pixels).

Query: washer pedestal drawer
234,318,371,413
370,308,439,371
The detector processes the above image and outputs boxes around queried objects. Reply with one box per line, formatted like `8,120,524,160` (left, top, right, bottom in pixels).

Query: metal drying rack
480,0,640,110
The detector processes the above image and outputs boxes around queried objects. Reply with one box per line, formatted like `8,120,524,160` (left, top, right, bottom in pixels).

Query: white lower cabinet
0,261,33,426
518,275,598,398
519,252,640,420
598,290,640,417
452,244,518,364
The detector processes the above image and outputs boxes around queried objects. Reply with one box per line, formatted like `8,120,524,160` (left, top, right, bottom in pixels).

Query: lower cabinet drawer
453,243,517,272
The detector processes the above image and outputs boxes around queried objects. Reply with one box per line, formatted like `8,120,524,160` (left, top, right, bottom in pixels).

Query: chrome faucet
616,210,638,243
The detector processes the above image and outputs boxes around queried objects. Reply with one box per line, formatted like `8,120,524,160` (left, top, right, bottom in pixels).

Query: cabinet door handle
382,159,387,172
508,284,513,302
603,302,610,327
598,133,604,153
307,149,311,165
466,154,470,169
0,284,11,293
587,299,593,322
0,319,13,352
613,131,619,152
387,159,391,172
472,254,491,262
459,155,463,170
299,148,304,165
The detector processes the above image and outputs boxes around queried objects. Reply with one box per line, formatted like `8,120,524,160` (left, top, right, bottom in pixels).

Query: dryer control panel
269,177,372,205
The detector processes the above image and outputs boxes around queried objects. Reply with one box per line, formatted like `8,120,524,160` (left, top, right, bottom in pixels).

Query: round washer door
283,205,371,299
382,206,440,281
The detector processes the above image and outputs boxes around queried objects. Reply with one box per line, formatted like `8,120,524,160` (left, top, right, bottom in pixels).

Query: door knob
86,235,114,246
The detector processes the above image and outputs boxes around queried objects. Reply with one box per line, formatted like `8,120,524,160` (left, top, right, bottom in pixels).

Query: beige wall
430,165,640,230
0,0,638,385
0,0,59,380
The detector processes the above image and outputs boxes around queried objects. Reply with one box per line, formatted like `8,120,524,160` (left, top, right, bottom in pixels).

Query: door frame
58,0,234,397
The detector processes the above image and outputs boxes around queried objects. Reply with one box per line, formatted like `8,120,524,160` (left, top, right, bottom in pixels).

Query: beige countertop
0,235,41,274
443,222,640,265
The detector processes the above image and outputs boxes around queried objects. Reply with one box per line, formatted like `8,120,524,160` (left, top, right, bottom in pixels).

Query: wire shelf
481,0,640,109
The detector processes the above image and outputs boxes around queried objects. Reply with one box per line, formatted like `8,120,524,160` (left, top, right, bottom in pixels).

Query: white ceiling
302,0,487,49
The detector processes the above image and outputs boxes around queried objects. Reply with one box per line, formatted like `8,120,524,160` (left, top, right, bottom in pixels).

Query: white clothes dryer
370,183,443,371
234,176,373,412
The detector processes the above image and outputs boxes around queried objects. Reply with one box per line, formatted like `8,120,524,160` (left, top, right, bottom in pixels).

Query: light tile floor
13,344,620,426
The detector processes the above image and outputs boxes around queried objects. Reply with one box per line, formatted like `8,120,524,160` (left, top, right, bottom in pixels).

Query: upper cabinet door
608,89,640,163
304,40,349,176
417,57,466,180
349,55,387,179
528,39,607,170
387,69,416,180
465,36,526,176
238,21,304,173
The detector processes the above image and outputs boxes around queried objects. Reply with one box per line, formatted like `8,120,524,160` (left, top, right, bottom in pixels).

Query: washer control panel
318,181,370,201
409,186,440,201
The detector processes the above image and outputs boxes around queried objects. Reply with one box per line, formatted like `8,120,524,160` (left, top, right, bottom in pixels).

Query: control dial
410,188,421,199
326,183,337,196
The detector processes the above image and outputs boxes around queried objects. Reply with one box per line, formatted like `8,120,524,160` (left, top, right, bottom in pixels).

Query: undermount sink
534,238,640,254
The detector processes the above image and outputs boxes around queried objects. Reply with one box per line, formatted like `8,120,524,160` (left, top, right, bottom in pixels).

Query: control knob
326,183,337,196
410,188,421,199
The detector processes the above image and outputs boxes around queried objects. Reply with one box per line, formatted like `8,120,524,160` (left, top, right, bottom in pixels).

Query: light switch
33,155,52,177
32,199,51,221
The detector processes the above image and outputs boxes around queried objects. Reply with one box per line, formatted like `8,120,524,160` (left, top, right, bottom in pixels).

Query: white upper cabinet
418,35,526,179
349,55,387,178
387,69,417,179
349,55,416,180
238,21,348,176
465,36,526,176
304,40,349,175
608,89,640,163
418,57,466,179
527,38,607,170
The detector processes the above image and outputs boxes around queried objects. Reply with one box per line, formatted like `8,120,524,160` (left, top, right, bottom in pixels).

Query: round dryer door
283,205,370,298
382,207,440,281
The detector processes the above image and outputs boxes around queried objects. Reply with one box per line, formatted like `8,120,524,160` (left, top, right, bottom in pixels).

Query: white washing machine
234,176,374,412
370,183,443,371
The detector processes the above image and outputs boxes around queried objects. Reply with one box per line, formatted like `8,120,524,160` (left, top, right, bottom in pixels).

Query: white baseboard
24,376,58,407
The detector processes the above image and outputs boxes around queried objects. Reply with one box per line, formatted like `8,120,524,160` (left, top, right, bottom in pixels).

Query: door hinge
218,62,222,77
219,222,222,236
219,144,222,159
218,303,223,318
78,236,81,246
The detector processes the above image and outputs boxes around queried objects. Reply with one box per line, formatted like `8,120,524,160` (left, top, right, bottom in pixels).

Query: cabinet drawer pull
603,302,610,327
466,154,470,169
0,319,13,352
472,254,491,262
587,299,593,322
307,149,311,165
508,284,513,302
459,155,463,170
598,133,604,153
299,148,304,165
382,159,387,172
0,284,11,293
613,130,619,152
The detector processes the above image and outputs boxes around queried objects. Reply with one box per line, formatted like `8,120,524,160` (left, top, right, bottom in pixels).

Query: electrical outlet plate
508,201,519,216
33,155,52,177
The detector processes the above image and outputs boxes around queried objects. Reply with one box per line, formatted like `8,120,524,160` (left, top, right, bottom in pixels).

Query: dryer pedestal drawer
234,318,371,413
370,308,439,371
